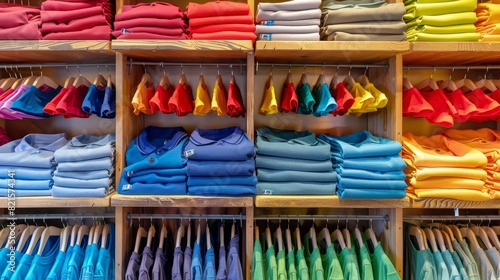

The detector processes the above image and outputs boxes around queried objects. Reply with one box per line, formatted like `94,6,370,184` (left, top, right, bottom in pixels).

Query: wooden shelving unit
0,195,112,208
255,195,410,208
404,42,500,65
111,194,253,208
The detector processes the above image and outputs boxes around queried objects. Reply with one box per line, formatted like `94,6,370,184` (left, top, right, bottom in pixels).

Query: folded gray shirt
322,32,407,41
259,33,320,41
322,3,405,24
257,9,321,22
321,21,406,35
260,18,321,26
258,0,321,11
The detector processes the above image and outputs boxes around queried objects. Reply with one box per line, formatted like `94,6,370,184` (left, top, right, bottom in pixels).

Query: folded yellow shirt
194,75,211,116
407,24,477,34
407,187,492,201
486,181,500,191
442,128,500,163
480,34,500,41
404,0,477,20
476,24,500,34
408,177,485,190
403,132,488,168
259,76,278,115
475,3,500,26
347,82,375,115
404,163,487,180
408,32,481,41
487,170,500,180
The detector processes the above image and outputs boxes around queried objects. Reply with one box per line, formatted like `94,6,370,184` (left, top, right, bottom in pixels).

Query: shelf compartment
404,42,500,66
112,40,253,62
410,197,500,209
0,195,111,208
254,41,409,64
255,195,410,208
111,194,254,208
0,40,113,63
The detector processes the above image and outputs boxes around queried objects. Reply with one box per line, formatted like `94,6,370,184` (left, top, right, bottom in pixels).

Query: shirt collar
14,133,68,152
189,126,244,146
257,126,318,146
70,134,116,148
137,126,187,154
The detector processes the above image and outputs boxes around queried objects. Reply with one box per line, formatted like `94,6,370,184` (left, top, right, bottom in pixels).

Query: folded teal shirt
257,181,336,195
257,168,337,182
256,155,333,172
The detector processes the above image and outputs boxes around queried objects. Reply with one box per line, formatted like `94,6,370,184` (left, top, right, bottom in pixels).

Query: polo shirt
11,253,35,280
118,2,184,21
338,176,406,190
444,88,478,122
100,85,115,118
0,166,52,180
187,175,257,186
132,82,155,115
450,250,470,280
53,176,111,189
60,245,74,280
0,133,68,168
319,131,402,159
56,157,113,172
336,247,360,280
256,155,332,172
297,81,315,115
186,159,255,177
280,80,298,113
407,235,437,280
81,244,101,280
193,77,210,116
441,250,460,280
185,126,255,161
420,89,455,127
485,247,500,278
455,239,480,280
402,132,488,168
471,248,496,280
210,75,228,117
252,238,265,280
203,248,216,280
138,246,154,280
191,242,203,280
347,82,374,114
55,84,90,118
152,247,167,280
432,250,450,280
365,83,388,110
311,83,337,117
44,87,70,115
368,242,400,280
338,188,406,199
331,82,355,116
0,250,24,280
0,85,37,120
187,185,256,196
189,14,253,27
333,155,406,173
338,167,405,180
257,169,337,182
46,250,67,280
257,181,335,195
54,169,111,180
169,81,194,117
442,128,500,163
0,178,52,190
407,188,492,201
403,87,434,118
322,244,343,280
10,85,62,118
227,235,244,280
81,84,110,118
66,239,88,280
217,245,227,280
227,81,246,118
276,249,287,280
187,1,249,18
287,248,298,280
129,174,184,184
94,224,115,280
172,246,183,280
408,177,484,191
126,126,185,165
302,233,324,280
295,248,309,280
465,88,500,121
256,126,331,161
54,133,115,162
185,246,193,280
125,251,141,280
266,246,278,280
260,76,278,115
404,164,487,181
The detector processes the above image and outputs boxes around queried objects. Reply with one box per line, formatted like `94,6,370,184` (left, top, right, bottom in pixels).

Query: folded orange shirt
408,177,485,191
407,187,492,201
404,163,487,181
442,128,500,163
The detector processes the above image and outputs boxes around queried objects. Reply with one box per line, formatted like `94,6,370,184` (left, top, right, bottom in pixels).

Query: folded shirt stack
403,132,490,201
442,128,500,199
475,2,500,42
187,1,256,41
113,2,188,40
0,3,41,39
185,126,257,196
255,0,321,41
0,133,68,197
118,126,188,195
404,0,480,41
40,0,112,40
53,134,115,197
256,126,336,195
319,131,407,199
321,1,406,41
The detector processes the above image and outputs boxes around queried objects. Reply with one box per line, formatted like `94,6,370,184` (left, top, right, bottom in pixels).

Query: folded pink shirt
0,10,31,28
41,14,108,33
188,13,253,27
42,0,109,11
0,22,41,39
117,2,184,21
114,17,186,30
42,25,109,40
186,1,250,18
41,6,109,24
112,26,186,38
116,33,189,40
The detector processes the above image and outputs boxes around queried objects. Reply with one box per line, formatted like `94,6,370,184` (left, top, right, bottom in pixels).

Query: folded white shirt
257,9,321,23
258,0,321,11
259,33,320,41
260,19,321,26
256,25,320,34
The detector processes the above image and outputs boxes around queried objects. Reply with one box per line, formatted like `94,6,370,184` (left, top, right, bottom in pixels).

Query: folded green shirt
406,23,477,34
404,0,476,20
407,32,481,41
405,12,477,28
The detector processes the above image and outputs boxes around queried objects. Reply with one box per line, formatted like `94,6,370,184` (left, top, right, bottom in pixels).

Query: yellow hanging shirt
211,75,227,116
194,75,211,116
259,76,278,115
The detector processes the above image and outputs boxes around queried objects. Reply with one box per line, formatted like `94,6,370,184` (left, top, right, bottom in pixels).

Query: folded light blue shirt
336,167,405,180
187,176,257,186
337,176,407,190
333,155,406,172
319,131,402,158
257,169,337,182
0,178,52,190
53,176,112,189
187,160,255,177
0,166,53,180
54,134,115,163
256,126,331,161
54,169,112,180
0,188,51,197
0,133,68,168
56,157,113,172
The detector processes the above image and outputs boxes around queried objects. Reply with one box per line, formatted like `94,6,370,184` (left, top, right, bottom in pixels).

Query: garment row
252,222,399,280
403,128,500,201
125,220,243,280
259,72,388,117
0,133,115,197
0,221,114,280
404,222,500,280
132,72,246,118
403,76,500,127
0,73,115,120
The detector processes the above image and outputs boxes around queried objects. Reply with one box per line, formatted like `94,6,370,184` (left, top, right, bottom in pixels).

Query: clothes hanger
315,66,326,89
438,68,458,91
275,224,283,252
92,66,107,88
475,67,497,92
449,225,463,241
265,219,273,249
317,220,332,248
354,227,364,249
178,64,187,85
22,66,38,86
1,222,26,249
197,219,201,246
285,69,292,85
441,230,454,253
0,227,9,247
25,225,46,255
175,223,184,248
482,226,500,251
159,64,172,89
409,226,425,251
60,225,72,252
69,222,81,249
415,68,439,91
9,66,23,91
403,68,413,91
92,220,104,246
86,225,96,247
364,219,378,248
343,66,356,89
158,218,167,250
470,225,493,250
491,226,500,235
332,221,346,250
206,220,212,250
295,222,303,251
63,66,75,89
423,228,438,252
357,66,370,87
146,220,155,249
441,225,456,242
285,222,293,253
309,224,318,250
342,228,351,250
37,224,61,255
0,66,18,91
455,68,477,93
460,226,481,251
133,225,147,254
100,224,110,249
16,224,37,251
106,75,113,88
432,228,446,252
186,221,191,248
72,66,91,88
299,71,307,86
330,66,340,91
220,221,225,249
231,218,236,239
34,66,59,89
255,225,260,242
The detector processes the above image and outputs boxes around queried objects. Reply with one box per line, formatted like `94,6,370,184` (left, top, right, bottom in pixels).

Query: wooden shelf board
254,41,409,64
0,40,114,63
410,197,500,209
255,195,410,208
404,42,500,65
111,194,254,207
0,195,112,208
112,40,253,62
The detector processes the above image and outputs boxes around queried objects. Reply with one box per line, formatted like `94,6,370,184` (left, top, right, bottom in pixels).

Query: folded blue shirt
256,126,331,161
187,176,257,186
187,160,255,177
312,83,337,117
54,169,112,180
337,168,406,180
125,167,186,178
187,185,256,196
333,155,406,173
256,182,336,195
337,176,407,190
257,169,337,182
185,126,255,161
256,155,332,172
0,178,52,190
337,188,406,199
53,176,112,189
319,131,402,159
52,185,109,197
56,157,113,172
54,134,115,163
129,174,186,185
0,166,53,180
119,182,186,195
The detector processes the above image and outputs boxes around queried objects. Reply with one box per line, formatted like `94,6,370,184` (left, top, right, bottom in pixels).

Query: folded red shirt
41,6,110,24
186,1,250,18
42,25,110,40
116,33,188,40
114,17,186,30
112,27,186,38
188,13,253,27
191,31,256,41
189,23,255,34
0,22,41,39
117,2,184,21
41,14,108,34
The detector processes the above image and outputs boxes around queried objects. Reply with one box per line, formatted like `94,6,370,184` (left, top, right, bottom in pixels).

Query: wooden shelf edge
111,40,253,51
255,41,409,52
0,40,111,51
255,195,410,208
409,42,500,53
0,195,112,208
409,197,500,209
110,194,254,207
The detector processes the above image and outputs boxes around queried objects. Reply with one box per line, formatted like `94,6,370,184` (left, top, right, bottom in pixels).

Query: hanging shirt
46,250,67,280
450,250,470,280
217,244,227,280
203,247,216,280
266,245,278,280
172,246,183,280
193,75,211,116
432,250,450,280
456,239,480,280
277,249,287,280
287,248,298,280
43,87,69,116
132,82,155,115
311,83,337,117
138,246,154,280
191,242,203,280
331,82,355,116
336,247,361,280
303,233,324,280
152,247,167,280
471,247,496,280
441,250,461,280
347,82,374,115
297,82,315,115
125,251,142,280
169,81,194,117
227,80,246,118
211,75,228,116
54,84,90,118
184,246,192,280
321,244,343,280
80,242,100,280
355,243,374,280
420,89,456,128
150,84,174,114
484,247,500,278
368,242,400,280
66,237,89,280
59,245,74,280
10,85,63,118
365,83,388,110
82,84,116,119
253,238,265,280
94,224,115,280
443,89,478,122
260,76,278,115
403,86,434,118
24,235,60,280
280,80,298,113
101,85,116,118
465,88,500,121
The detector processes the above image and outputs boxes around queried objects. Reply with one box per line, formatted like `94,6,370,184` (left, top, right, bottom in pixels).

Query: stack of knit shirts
321,1,406,41
475,2,500,42
113,2,188,40
442,128,500,199
185,126,257,196
53,134,115,197
402,132,490,201
40,0,112,40
319,131,407,199
186,1,256,41
255,0,321,41
256,126,336,195
119,126,188,195
404,0,480,41
0,3,41,39
0,133,68,197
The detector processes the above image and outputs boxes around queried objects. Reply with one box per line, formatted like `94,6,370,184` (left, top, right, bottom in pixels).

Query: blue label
262,21,275,26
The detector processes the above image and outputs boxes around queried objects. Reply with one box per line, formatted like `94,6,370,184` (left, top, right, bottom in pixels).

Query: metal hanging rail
0,63,115,69
255,62,388,73
0,213,115,221
403,65,500,70
404,215,500,221
127,213,246,221
253,214,389,222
